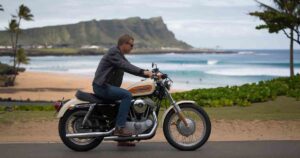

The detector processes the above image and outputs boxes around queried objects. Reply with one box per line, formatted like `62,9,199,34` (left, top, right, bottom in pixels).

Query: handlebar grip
161,74,168,79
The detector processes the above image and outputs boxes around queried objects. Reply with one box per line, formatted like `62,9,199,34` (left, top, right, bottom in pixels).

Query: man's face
122,39,134,54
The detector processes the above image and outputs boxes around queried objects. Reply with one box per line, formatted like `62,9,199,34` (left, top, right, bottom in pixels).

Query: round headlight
164,80,172,90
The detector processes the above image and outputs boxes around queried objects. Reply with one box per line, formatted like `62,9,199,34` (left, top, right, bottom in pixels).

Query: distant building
36,45,45,49
0,45,12,49
161,47,183,51
81,45,100,49
81,45,108,51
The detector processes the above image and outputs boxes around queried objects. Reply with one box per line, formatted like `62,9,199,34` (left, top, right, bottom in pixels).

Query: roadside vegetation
171,75,300,107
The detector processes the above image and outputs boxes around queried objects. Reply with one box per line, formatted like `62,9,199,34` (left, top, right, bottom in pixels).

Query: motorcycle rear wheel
59,109,103,151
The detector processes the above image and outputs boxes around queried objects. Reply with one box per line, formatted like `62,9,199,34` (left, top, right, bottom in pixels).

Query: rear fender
56,98,89,118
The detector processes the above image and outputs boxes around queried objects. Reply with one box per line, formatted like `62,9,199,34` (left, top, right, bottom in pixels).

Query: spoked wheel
59,109,103,151
163,104,211,151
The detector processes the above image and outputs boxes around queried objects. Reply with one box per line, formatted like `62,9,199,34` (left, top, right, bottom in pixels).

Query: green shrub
169,75,300,107
0,62,15,75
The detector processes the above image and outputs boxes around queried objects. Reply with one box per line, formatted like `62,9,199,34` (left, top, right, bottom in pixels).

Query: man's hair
118,34,134,47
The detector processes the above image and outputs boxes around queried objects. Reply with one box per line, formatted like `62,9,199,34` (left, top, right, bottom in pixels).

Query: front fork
164,88,189,127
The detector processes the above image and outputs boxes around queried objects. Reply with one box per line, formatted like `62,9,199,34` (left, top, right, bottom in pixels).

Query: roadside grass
204,96,300,120
0,111,56,125
1,96,299,125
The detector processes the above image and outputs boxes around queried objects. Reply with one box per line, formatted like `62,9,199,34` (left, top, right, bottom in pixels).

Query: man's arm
108,51,150,78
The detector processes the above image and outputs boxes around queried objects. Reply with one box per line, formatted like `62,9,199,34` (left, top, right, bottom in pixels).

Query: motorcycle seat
75,90,119,104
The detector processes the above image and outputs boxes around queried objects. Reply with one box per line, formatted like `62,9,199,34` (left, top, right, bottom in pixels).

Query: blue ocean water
1,49,300,90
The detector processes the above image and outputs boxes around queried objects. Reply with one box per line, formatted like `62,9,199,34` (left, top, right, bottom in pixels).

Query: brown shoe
117,141,136,147
113,127,133,137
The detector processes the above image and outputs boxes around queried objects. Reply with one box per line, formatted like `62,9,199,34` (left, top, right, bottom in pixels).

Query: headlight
164,80,172,90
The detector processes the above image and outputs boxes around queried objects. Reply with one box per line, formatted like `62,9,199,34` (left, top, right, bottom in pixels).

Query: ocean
1,49,300,90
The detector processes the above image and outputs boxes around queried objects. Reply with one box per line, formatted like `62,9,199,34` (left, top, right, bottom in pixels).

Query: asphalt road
0,141,299,158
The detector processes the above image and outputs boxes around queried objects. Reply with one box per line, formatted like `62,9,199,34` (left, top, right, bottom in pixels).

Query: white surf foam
205,67,300,76
238,51,255,55
207,60,219,65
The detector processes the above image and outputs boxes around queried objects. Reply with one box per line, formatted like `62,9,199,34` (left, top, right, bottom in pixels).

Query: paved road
0,141,299,158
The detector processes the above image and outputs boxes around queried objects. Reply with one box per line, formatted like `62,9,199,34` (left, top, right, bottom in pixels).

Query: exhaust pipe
65,112,158,140
66,129,115,138
105,112,158,141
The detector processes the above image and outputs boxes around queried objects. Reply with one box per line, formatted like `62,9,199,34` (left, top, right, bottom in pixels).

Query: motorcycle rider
92,34,153,145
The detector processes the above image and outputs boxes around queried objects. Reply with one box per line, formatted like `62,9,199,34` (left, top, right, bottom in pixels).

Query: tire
58,109,103,151
163,103,211,151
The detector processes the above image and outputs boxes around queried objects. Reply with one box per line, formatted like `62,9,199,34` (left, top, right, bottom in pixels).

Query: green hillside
0,17,191,49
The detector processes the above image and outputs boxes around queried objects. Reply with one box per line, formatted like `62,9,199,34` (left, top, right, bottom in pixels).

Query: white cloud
121,0,192,8
167,19,264,37
198,0,272,7
166,19,293,49
0,0,295,49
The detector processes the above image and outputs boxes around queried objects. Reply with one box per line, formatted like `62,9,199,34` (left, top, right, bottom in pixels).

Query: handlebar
151,67,169,80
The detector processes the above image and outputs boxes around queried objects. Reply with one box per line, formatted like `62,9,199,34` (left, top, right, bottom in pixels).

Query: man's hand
157,72,163,79
143,70,153,78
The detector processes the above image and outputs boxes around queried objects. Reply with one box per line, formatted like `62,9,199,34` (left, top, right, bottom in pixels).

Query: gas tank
126,79,156,97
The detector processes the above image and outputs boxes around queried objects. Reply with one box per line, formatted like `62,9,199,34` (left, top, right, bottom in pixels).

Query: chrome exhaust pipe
66,128,115,138
104,112,158,141
66,112,158,139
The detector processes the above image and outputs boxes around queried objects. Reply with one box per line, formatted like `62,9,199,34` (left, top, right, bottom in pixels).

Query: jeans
93,83,132,128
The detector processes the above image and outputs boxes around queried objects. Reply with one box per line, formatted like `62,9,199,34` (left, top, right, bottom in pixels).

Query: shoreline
0,49,236,56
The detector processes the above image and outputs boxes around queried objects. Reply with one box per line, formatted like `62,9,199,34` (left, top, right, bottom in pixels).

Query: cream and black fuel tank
126,79,156,96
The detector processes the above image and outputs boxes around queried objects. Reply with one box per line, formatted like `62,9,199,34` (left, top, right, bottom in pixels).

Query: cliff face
0,17,191,49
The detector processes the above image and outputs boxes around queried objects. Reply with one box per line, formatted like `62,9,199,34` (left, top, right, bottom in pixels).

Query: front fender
56,98,89,118
161,100,196,125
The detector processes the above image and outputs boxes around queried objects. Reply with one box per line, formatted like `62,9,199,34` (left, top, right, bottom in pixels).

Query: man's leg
93,84,133,136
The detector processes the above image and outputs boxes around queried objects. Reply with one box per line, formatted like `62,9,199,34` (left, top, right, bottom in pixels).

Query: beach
0,71,133,101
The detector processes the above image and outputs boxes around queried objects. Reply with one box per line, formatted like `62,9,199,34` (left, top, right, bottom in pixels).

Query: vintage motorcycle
55,63,211,151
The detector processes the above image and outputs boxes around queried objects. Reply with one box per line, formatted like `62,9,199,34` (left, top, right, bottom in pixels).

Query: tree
6,4,33,85
13,4,33,69
249,0,300,78
16,48,30,70
7,19,19,64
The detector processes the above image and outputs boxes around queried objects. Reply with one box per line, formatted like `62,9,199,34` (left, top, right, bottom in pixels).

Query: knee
123,91,132,99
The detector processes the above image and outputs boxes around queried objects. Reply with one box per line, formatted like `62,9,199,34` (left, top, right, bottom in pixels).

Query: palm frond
18,4,34,21
0,4,4,11
255,0,281,12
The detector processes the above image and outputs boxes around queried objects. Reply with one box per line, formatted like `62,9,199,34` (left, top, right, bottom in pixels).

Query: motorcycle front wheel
163,103,211,151
58,109,103,151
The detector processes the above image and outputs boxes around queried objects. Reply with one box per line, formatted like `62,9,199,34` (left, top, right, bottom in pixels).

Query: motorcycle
54,63,211,151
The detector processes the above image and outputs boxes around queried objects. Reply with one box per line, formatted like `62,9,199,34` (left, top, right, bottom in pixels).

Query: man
92,34,152,146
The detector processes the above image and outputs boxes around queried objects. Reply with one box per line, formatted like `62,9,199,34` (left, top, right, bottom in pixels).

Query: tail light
53,99,63,112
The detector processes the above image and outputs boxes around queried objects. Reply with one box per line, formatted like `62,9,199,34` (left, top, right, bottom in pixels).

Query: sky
0,0,298,49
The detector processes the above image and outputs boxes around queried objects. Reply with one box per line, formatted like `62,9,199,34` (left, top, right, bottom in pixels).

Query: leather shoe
113,127,133,137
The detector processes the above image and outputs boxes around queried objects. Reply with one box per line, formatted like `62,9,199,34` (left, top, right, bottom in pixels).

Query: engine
124,98,156,134
132,98,156,115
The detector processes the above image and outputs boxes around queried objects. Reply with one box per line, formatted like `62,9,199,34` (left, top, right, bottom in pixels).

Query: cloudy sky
0,0,298,49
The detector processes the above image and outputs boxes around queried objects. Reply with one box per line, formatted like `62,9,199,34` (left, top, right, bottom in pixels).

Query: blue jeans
93,83,132,128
